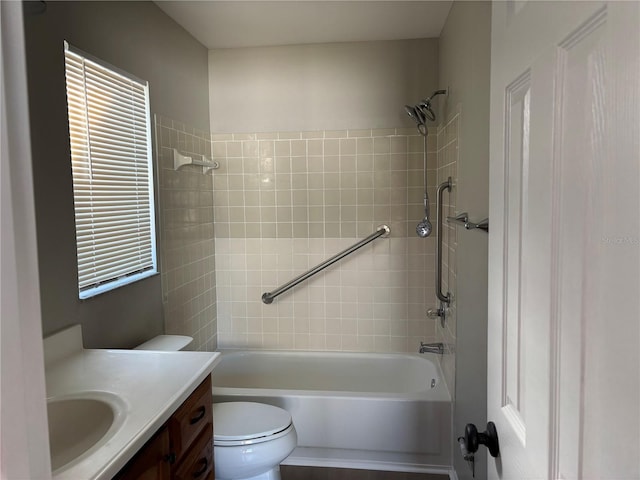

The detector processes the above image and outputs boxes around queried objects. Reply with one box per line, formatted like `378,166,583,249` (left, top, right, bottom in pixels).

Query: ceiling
155,1,453,49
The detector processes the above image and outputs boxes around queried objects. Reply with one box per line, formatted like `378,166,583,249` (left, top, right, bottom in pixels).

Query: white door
1,2,51,478
488,2,639,479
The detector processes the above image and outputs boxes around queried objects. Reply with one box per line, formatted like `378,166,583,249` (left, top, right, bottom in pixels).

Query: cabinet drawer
168,375,212,461
172,426,213,480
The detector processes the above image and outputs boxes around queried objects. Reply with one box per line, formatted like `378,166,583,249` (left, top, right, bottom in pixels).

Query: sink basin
47,394,124,472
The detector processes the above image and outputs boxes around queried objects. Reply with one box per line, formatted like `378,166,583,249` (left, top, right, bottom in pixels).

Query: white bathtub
211,350,452,474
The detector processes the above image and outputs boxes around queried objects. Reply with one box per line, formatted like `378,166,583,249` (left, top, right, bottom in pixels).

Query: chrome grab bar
436,178,452,305
447,212,489,232
262,225,391,304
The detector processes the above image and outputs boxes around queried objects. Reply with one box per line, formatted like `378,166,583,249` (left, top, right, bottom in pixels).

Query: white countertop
44,326,219,480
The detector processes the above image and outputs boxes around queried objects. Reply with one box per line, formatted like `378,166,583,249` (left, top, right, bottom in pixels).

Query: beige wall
155,116,217,351
208,39,439,133
23,1,210,347
208,38,442,353
438,2,492,479
436,111,460,396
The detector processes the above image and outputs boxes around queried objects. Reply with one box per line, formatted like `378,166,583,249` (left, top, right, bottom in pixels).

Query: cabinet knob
164,452,177,465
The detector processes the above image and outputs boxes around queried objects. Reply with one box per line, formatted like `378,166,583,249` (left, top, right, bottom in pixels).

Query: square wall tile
212,128,439,355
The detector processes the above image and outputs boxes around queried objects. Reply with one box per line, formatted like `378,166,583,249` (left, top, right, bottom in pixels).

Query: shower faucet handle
426,301,448,328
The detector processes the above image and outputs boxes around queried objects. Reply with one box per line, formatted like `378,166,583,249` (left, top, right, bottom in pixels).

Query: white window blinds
64,42,157,299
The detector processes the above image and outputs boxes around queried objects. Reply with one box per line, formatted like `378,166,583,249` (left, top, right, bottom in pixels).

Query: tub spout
419,342,444,355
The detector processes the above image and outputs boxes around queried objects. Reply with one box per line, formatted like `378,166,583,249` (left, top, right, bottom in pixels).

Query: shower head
404,105,428,136
404,105,420,123
416,216,432,238
404,89,447,238
417,100,436,122
417,90,448,123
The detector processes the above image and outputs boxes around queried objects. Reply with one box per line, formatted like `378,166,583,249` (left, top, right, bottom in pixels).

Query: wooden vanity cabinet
113,427,171,480
168,375,214,479
116,375,213,480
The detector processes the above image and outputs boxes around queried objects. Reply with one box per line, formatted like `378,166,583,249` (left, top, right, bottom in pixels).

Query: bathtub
211,350,452,474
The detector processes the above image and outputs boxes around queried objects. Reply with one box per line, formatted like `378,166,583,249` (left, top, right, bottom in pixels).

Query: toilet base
219,465,280,480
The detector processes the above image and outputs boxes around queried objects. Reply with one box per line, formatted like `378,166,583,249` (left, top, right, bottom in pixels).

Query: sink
47,394,124,472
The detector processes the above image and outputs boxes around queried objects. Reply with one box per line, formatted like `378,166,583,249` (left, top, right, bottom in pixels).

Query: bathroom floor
280,466,449,480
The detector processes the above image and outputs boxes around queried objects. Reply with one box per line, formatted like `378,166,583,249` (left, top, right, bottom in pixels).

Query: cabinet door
114,427,171,480
172,426,214,480
168,376,213,462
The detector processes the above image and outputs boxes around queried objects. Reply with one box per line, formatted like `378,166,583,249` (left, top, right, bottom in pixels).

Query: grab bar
262,225,391,304
447,212,489,233
436,178,452,305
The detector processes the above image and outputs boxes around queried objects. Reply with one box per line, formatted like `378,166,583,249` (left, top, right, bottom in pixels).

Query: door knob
463,421,500,458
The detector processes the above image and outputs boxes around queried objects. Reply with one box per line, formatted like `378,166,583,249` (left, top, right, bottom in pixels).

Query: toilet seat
213,402,293,446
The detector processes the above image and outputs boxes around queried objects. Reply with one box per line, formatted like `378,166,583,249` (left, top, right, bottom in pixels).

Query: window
64,42,157,299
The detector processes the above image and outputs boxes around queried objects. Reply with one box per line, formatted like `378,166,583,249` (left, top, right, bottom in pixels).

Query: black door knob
464,421,500,458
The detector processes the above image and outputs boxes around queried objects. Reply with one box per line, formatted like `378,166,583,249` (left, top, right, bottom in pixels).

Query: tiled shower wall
154,115,217,351
436,112,459,396
212,128,439,352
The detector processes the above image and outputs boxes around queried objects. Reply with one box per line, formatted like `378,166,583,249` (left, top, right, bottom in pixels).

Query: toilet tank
134,335,193,351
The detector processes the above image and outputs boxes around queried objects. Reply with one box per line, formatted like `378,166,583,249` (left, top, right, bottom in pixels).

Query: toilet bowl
213,402,297,480
134,336,297,480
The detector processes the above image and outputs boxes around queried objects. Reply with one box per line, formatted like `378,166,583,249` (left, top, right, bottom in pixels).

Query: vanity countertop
44,325,220,480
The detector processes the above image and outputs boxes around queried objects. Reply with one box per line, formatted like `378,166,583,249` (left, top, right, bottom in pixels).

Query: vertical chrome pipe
436,177,452,304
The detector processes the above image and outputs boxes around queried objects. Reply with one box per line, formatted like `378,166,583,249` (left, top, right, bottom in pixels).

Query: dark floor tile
281,466,448,480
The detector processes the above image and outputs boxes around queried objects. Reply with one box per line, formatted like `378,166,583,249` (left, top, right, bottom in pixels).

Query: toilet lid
213,402,292,442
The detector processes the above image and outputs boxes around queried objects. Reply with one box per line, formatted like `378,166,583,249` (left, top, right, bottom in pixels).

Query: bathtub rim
211,348,451,401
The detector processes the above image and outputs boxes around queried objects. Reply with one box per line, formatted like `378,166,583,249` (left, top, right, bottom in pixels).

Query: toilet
135,335,297,480
213,402,297,480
